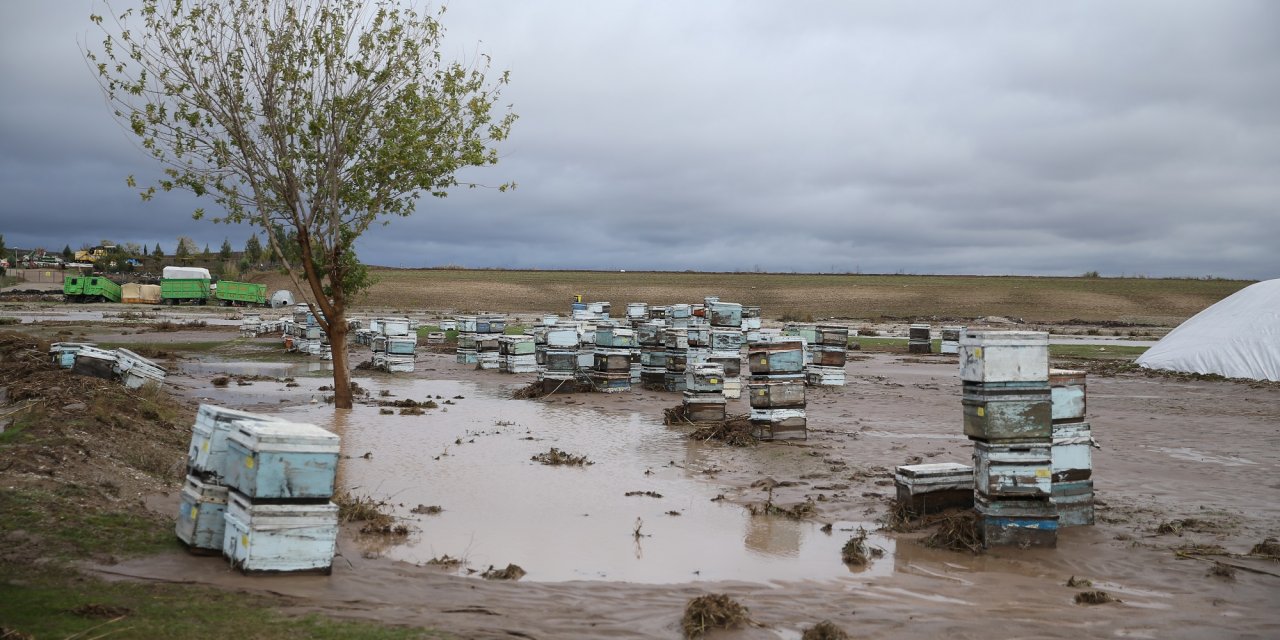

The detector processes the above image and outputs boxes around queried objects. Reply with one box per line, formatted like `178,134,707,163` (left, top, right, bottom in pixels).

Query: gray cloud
1,1,1276,279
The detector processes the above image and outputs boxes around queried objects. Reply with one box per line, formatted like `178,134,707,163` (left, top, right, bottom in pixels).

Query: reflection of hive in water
744,514,803,557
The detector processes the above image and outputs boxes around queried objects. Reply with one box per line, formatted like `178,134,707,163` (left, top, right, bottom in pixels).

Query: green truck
213,280,267,306
160,278,211,305
63,275,122,303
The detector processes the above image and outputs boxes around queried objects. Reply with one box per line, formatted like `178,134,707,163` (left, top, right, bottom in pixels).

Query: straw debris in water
481,563,526,580
1074,590,1119,605
1250,536,1280,559
801,620,851,640
531,447,593,466
681,594,751,639
920,511,983,554
841,527,882,566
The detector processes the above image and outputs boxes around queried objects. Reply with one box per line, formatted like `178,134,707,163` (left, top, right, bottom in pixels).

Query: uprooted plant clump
481,563,526,581
1075,590,1120,605
1250,537,1280,559
801,620,851,640
531,447,593,466
333,491,407,537
920,511,983,554
667,405,757,447
841,527,883,566
681,594,751,639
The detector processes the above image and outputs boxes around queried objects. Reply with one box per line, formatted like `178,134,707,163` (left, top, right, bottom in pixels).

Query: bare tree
87,0,516,408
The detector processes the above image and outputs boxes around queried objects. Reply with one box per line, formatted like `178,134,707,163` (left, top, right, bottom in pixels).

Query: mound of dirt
0,331,194,561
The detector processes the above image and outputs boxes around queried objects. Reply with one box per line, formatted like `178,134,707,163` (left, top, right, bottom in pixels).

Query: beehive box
961,382,1052,442
683,393,727,422
894,463,974,515
811,346,847,368
747,381,806,408
222,492,338,574
750,408,807,441
959,331,1050,383
224,421,340,500
1052,479,1095,527
593,349,631,372
805,366,846,387
175,475,229,553
686,363,725,393
189,405,281,481
973,441,1052,499
747,340,806,375
707,353,740,377
1050,369,1087,423
709,329,743,351
1052,421,1094,482
708,302,743,327
815,325,849,347
975,494,1058,548
589,371,631,393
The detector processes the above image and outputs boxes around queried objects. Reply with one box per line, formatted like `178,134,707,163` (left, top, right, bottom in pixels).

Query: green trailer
160,278,211,305
63,275,122,303
214,280,267,306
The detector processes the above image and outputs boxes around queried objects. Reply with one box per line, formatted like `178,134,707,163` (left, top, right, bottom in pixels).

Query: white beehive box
222,491,338,574
960,331,1050,383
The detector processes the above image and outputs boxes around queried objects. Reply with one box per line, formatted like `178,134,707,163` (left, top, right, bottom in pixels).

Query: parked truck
63,275,122,303
213,280,267,306
159,266,212,306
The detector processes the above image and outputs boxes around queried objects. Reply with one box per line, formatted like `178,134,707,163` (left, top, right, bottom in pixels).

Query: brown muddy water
228,372,893,584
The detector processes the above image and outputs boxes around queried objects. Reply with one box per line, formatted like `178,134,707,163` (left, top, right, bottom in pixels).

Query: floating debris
801,620,851,640
1074,590,1119,605
1066,576,1092,588
531,447,593,466
410,504,443,515
920,511,983,554
481,563,526,581
841,527,882,566
625,490,663,498
681,594,751,639
1250,537,1280,559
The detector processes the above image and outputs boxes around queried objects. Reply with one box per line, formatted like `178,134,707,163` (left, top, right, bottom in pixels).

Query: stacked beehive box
664,327,690,392
538,324,581,390
742,306,762,343
455,315,478,364
909,324,932,354
591,324,634,392
240,313,262,338
746,336,807,440
668,304,692,329
783,323,817,368
178,405,341,574
1050,369,1095,527
940,326,963,354
638,322,668,388
961,331,1057,548
806,324,848,386
499,334,537,374
377,317,416,373
474,314,506,370
221,419,340,574
708,302,744,399
684,363,727,422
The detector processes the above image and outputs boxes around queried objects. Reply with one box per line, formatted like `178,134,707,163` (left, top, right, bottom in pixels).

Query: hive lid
229,420,340,451
895,462,973,479
959,330,1048,346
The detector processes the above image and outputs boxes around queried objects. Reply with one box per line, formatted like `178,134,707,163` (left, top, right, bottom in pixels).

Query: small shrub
681,594,750,639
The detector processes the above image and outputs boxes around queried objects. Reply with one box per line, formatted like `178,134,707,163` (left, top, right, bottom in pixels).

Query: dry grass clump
920,511,983,554
677,409,757,447
426,554,463,567
334,490,398,534
211,376,230,387
410,504,443,515
1065,576,1092,588
801,620,851,640
681,594,750,639
481,563,526,580
748,491,817,520
1250,536,1280,558
841,527,882,566
531,447,593,466
1074,590,1119,605
1208,562,1237,581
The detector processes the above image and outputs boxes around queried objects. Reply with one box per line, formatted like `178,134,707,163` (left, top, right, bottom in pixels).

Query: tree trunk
329,308,353,410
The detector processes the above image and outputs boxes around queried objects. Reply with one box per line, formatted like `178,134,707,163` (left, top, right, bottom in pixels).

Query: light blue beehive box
222,491,338,574
224,420,340,500
188,404,282,482
175,474,229,553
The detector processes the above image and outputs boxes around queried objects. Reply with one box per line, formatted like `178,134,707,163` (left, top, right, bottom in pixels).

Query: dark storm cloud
2,1,1276,278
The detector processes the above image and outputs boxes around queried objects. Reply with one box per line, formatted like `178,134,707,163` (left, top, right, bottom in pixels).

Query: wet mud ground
86,333,1279,639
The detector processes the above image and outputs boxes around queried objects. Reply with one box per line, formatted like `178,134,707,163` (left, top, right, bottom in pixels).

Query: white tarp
162,266,211,280
1136,279,1280,382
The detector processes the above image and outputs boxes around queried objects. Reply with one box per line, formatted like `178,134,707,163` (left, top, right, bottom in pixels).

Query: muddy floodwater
278,378,893,583
106,345,1278,639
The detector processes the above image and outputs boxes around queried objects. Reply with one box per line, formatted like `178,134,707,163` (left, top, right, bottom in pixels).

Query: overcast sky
1,1,1276,278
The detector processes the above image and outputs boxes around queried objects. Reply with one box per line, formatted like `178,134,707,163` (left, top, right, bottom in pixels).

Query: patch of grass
0,317,20,326
1074,590,1120,605
1049,344,1149,360
0,487,178,559
502,324,527,335
681,594,751,639
0,566,444,640
97,341,225,353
